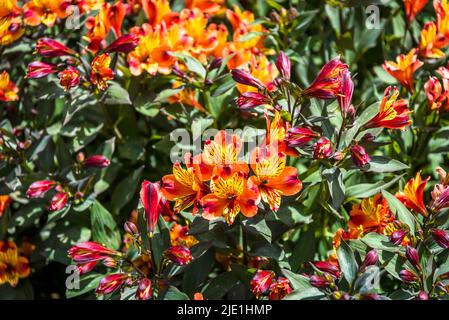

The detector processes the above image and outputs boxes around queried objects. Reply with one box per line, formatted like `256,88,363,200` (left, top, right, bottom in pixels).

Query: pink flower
68,241,120,264
286,127,318,147
36,38,76,57
26,61,58,79
140,180,164,235
236,92,270,110
83,155,111,168
350,145,371,167
26,180,56,198
313,137,333,159
48,192,68,211
135,278,152,300
96,273,129,295
250,270,275,298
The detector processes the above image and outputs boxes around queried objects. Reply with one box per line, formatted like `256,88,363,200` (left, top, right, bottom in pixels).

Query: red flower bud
76,261,97,275
36,38,76,57
26,180,56,198
194,292,204,300
338,70,354,115
164,245,192,265
68,241,120,264
231,69,265,90
268,277,292,300
140,180,164,235
124,221,138,236
83,155,111,168
26,61,58,79
361,249,378,269
405,246,420,269
250,270,275,298
313,137,333,159
350,145,371,167
312,261,340,278
285,127,318,147
275,51,291,81
310,275,329,288
304,57,348,99
430,229,449,249
48,192,68,211
417,291,429,300
96,273,129,296
236,92,270,110
399,269,418,283
105,34,139,53
135,278,152,300
209,57,223,71
390,229,407,245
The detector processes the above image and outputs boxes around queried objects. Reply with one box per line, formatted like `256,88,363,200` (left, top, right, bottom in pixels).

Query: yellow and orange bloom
90,53,114,90
0,71,19,102
186,0,224,15
201,171,260,225
0,12,24,46
396,172,429,216
404,0,429,22
0,241,31,287
365,86,412,130
248,146,302,212
58,66,81,91
382,49,423,93
23,0,73,27
419,22,446,59
169,223,198,247
0,195,11,217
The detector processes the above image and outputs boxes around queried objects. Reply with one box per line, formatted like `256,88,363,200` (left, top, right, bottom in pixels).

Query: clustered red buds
250,270,292,300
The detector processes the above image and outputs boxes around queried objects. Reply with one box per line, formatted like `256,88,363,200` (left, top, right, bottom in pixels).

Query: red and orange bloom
337,70,354,116
404,0,429,22
26,180,56,198
0,195,12,217
365,86,412,130
23,0,73,27
0,71,19,102
248,146,302,212
435,0,449,38
193,292,204,300
313,137,333,160
135,278,152,300
303,57,348,99
269,277,292,300
418,22,446,59
58,66,80,91
424,76,446,110
396,172,429,216
431,167,449,212
236,92,271,110
164,245,193,265
26,61,58,79
36,38,76,57
48,192,68,211
382,49,423,93
68,241,121,264
169,223,198,247
96,273,129,295
90,53,114,90
201,171,260,225
250,270,275,298
0,241,31,287
186,0,224,15
161,163,207,214
0,12,24,46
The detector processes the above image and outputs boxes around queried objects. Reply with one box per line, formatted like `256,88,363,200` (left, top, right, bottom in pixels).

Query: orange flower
0,241,31,287
90,53,114,90
265,111,298,157
0,195,12,217
0,71,19,102
365,86,411,130
169,223,198,247
142,0,171,26
248,146,302,211
435,0,449,38
200,171,260,225
186,0,224,15
161,162,207,213
404,0,429,22
0,1,24,46
396,172,429,216
23,0,72,27
383,49,423,92
419,22,446,59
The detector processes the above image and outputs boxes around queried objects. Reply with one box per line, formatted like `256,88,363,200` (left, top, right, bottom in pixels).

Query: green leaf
381,190,416,235
284,287,325,300
361,233,403,253
161,286,190,300
111,166,144,214
66,273,104,298
104,82,132,105
346,174,405,198
170,53,206,79
322,168,345,210
241,215,272,242
336,240,358,284
202,272,238,299
282,269,313,290
90,200,121,249
364,156,409,173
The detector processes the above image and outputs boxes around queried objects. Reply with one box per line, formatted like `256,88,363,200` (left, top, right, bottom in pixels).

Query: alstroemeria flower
23,0,73,27
164,245,192,265
0,14,24,46
435,0,449,39
0,71,19,102
337,70,354,116
418,22,446,59
96,273,129,295
140,180,166,235
161,162,208,214
250,270,275,298
404,0,429,22
83,155,111,168
303,57,348,99
90,53,114,90
0,195,12,218
26,61,58,79
200,171,260,225
0,241,31,287
350,145,371,167
275,51,291,81
365,86,412,130
424,76,447,110
105,33,139,53
285,127,319,148
313,137,333,159
58,66,80,91
236,92,270,110
231,68,266,90
48,192,68,211
36,38,76,57
26,180,56,198
268,277,292,300
136,278,152,300
396,172,429,216
430,229,449,249
248,146,302,212
186,0,224,14
68,241,120,264
312,261,341,278
382,49,423,93
265,111,298,157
